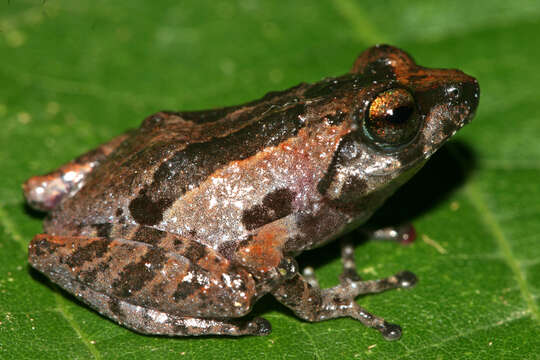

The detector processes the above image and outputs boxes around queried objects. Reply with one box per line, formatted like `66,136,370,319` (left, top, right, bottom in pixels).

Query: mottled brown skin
24,45,479,340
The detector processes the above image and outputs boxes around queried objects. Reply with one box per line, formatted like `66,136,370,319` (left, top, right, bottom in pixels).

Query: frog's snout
419,72,480,153
447,74,480,126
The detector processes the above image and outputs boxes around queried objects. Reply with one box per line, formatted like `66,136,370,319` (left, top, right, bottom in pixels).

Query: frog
23,45,479,340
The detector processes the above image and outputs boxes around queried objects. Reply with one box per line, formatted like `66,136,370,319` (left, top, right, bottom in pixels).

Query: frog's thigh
23,132,130,212
29,232,269,336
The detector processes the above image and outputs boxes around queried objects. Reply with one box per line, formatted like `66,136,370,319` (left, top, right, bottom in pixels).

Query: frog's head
319,45,479,208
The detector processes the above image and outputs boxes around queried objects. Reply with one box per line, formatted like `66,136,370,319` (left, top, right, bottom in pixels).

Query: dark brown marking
236,236,253,250
80,261,110,284
173,83,306,125
317,132,361,196
173,322,188,334
361,60,397,82
94,223,113,237
184,241,207,262
115,208,123,217
288,207,345,252
303,73,371,100
176,106,243,124
132,226,165,246
304,77,347,99
340,177,368,200
217,241,237,261
65,239,109,269
242,188,295,230
257,83,305,102
173,275,200,301
173,238,184,249
296,214,321,244
128,187,174,226
31,245,45,257
112,247,167,298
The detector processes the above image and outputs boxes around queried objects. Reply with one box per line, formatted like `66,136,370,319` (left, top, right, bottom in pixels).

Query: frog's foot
23,132,130,212
364,223,416,245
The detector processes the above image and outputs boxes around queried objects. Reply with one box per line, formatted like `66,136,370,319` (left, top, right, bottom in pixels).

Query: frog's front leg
272,272,414,340
23,132,131,211
273,240,417,341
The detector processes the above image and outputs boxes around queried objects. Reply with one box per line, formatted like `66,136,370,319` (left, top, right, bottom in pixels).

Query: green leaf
1,0,539,358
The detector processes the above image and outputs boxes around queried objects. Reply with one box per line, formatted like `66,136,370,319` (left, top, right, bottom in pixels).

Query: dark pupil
383,105,413,125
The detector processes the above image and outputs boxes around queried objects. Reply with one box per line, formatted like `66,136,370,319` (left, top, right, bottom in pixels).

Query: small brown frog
24,45,479,340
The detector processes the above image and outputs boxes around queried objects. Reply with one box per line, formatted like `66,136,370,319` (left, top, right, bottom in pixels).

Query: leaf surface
1,1,539,358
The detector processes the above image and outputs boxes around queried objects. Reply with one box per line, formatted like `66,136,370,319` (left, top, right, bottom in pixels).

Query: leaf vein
0,204,28,251
298,323,322,360
53,289,102,360
395,310,531,360
331,0,387,44
450,147,540,322
464,184,540,322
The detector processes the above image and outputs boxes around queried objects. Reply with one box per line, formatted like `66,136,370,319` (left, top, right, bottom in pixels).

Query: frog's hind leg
61,274,271,336
28,229,271,336
89,292,272,336
272,241,417,340
23,132,131,212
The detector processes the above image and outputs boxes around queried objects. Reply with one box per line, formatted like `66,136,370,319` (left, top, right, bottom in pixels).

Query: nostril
444,78,479,118
445,84,461,101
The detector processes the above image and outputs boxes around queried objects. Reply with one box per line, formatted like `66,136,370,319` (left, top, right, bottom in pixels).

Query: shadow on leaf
296,140,477,276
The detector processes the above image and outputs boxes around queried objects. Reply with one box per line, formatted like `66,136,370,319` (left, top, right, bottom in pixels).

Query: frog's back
45,82,344,249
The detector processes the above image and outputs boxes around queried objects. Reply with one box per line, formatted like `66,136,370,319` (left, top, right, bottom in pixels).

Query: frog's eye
363,88,420,148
